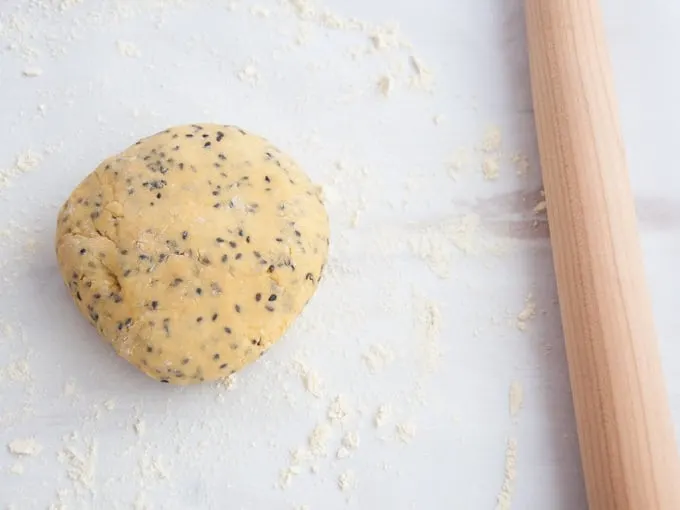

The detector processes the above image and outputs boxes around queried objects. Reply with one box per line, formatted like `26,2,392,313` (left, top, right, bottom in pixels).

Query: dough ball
55,124,329,385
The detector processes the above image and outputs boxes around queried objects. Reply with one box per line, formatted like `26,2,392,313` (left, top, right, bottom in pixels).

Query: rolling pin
524,0,680,508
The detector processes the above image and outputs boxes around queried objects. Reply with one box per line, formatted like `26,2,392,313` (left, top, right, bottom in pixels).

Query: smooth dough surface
56,124,329,385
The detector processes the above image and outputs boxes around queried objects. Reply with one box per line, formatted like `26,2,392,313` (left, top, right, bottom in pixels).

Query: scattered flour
395,422,417,444
237,63,260,85
509,381,524,418
408,55,433,91
22,67,43,77
0,150,42,191
516,293,537,331
308,422,332,456
495,438,518,510
336,431,359,459
338,469,356,492
482,156,500,180
374,404,392,428
480,126,502,153
362,344,395,373
117,41,142,58
377,74,394,97
409,213,482,278
8,438,43,456
327,395,351,424
57,435,98,495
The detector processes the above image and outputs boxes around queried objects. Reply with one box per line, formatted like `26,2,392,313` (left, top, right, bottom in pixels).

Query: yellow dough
55,124,329,385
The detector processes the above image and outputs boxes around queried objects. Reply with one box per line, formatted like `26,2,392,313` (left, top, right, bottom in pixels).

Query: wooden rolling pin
524,0,680,508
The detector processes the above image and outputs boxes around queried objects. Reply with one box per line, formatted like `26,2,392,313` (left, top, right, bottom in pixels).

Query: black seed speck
229,241,237,248
182,231,189,240
294,230,302,237
163,318,171,336
151,300,158,310
234,304,241,313
213,353,220,361
267,265,275,273
265,176,271,182
218,153,226,160
79,248,87,255
197,316,204,323
196,288,203,296
216,131,224,142
216,237,225,243
212,313,218,321
170,277,183,287
203,141,211,148
275,237,283,243
235,253,242,260
123,269,132,277
76,291,82,301
268,294,277,302
255,293,262,302
306,272,314,282
221,254,228,263
182,358,190,365
160,379,169,383
219,363,228,370
146,346,153,353
265,305,275,312
224,327,232,334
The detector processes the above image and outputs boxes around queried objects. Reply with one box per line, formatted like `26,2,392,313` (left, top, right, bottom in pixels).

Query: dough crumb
495,438,518,510
509,381,523,418
8,438,43,456
432,114,444,125
10,462,24,475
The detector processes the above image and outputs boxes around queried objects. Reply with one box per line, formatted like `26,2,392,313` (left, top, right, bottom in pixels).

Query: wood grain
524,0,680,508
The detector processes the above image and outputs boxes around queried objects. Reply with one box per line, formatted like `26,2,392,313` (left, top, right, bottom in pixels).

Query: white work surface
1,1,679,509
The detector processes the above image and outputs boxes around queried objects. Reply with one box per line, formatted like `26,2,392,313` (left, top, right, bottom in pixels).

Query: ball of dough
55,124,329,385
